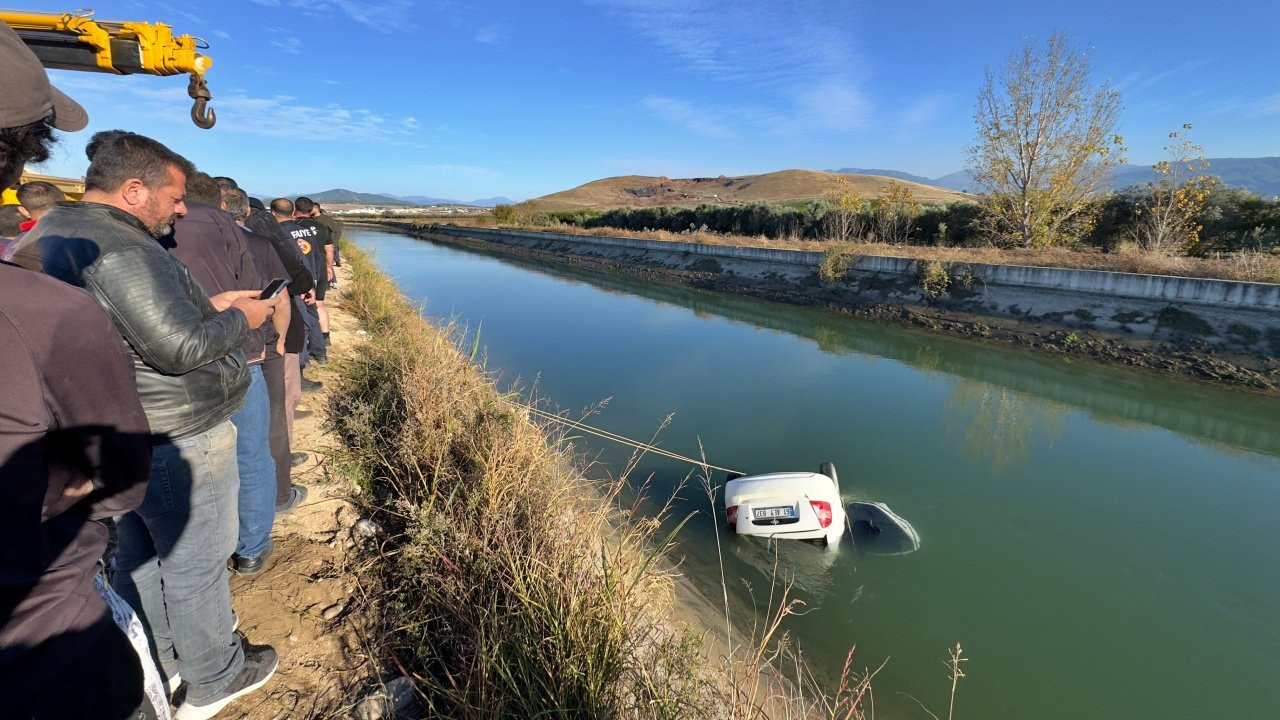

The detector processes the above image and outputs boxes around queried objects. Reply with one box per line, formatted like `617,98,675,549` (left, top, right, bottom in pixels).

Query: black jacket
165,203,264,362
241,226,289,358
11,202,251,440
246,209,312,353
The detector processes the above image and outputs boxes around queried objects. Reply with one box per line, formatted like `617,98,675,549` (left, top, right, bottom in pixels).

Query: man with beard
10,131,280,720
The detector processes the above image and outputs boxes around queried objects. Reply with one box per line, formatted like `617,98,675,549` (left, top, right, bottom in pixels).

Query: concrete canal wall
385,223,1280,357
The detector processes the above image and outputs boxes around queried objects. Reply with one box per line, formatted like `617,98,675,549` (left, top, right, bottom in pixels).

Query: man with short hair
15,179,65,231
289,196,331,365
270,197,319,446
311,201,341,287
0,204,21,252
11,130,280,720
165,172,291,576
222,186,309,521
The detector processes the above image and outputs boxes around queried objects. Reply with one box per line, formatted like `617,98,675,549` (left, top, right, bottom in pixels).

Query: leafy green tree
967,32,1125,247
492,204,516,224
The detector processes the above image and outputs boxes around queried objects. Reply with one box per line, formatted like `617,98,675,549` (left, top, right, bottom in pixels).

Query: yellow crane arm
0,9,216,128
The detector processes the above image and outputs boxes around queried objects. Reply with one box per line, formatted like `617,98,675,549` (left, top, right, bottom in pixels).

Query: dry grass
329,242,892,718
529,170,969,211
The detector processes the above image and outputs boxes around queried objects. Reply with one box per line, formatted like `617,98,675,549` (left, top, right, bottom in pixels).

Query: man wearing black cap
0,21,159,720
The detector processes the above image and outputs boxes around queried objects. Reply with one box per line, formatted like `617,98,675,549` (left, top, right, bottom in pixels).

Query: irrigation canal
353,227,1280,719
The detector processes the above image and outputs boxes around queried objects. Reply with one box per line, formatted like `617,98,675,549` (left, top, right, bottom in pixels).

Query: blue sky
20,0,1280,202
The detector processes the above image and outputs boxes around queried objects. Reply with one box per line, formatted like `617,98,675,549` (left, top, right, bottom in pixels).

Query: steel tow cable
511,402,743,476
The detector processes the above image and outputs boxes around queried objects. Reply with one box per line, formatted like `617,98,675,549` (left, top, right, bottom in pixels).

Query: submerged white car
724,462,846,547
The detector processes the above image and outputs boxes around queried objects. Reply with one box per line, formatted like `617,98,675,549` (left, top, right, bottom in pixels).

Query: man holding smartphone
161,173,291,578
10,132,281,718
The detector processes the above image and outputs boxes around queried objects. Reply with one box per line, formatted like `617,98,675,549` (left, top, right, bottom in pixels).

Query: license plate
753,506,795,520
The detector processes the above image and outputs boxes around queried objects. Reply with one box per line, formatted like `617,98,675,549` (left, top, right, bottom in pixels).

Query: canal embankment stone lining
363,222,1280,360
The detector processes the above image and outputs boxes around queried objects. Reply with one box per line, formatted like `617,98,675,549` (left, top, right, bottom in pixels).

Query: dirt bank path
216,265,379,719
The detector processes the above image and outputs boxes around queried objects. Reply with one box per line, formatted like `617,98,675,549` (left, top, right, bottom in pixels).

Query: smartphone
259,277,289,299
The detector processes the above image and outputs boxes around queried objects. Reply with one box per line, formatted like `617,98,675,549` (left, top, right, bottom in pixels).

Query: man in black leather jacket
10,131,281,720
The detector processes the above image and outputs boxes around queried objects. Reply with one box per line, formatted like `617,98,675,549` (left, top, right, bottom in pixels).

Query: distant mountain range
287,188,514,207
833,157,1280,197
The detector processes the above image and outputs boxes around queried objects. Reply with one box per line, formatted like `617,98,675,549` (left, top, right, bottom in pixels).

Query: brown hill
529,169,971,211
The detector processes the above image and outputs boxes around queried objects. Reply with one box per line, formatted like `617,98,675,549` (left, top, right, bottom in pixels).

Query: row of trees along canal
494,33,1279,275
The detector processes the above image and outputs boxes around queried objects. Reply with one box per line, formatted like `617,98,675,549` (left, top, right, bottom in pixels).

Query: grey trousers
111,420,243,704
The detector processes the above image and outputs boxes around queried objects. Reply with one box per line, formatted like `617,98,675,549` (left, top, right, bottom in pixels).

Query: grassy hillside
530,169,971,211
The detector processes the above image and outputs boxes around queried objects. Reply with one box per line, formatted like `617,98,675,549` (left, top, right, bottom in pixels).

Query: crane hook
191,98,216,129
186,73,216,129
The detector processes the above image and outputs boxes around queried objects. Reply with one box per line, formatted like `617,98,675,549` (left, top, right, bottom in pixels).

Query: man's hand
209,289,262,312
230,297,276,329
302,289,316,306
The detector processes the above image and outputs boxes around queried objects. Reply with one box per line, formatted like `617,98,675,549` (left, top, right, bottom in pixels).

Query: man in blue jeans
165,172,291,576
10,131,280,720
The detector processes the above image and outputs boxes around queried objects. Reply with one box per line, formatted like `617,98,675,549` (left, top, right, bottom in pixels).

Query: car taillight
726,505,738,527
810,500,833,528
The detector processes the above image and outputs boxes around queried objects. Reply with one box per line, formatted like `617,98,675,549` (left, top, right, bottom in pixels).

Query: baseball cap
0,22,88,132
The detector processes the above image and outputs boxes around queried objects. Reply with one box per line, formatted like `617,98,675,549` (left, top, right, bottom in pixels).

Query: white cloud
51,73,423,145
248,0,418,33
793,76,869,132
592,0,872,133
1113,59,1211,92
1249,94,1280,117
473,24,505,45
896,94,950,132
270,35,303,54
641,97,731,139
211,29,233,41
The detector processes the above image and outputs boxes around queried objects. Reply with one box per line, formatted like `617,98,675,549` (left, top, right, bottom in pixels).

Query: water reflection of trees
941,380,1069,477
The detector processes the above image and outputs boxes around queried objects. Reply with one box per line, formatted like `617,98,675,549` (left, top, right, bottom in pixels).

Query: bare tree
1131,123,1218,254
967,32,1125,247
872,180,920,245
822,175,866,242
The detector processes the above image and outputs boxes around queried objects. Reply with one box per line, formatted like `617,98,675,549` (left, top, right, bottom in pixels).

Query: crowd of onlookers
1,23,343,720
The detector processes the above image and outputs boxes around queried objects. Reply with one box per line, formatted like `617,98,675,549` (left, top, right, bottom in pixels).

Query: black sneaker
290,452,309,468
174,638,278,720
231,541,274,576
301,376,323,392
276,484,308,514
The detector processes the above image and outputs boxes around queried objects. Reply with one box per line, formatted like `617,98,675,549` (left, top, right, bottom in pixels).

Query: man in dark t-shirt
286,196,331,364
311,202,341,284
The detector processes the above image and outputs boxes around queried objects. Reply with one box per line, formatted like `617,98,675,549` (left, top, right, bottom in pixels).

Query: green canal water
353,228,1280,719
